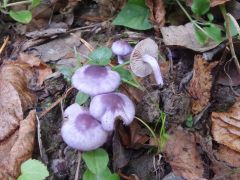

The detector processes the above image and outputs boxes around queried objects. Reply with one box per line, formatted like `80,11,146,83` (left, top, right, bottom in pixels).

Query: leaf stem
5,0,32,7
220,5,240,74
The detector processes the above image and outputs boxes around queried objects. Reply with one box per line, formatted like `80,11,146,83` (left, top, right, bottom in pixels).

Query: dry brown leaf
188,55,218,114
211,98,240,152
0,61,37,111
145,0,165,36
0,110,36,178
160,23,219,52
163,127,204,180
18,53,52,86
0,80,23,141
216,145,240,167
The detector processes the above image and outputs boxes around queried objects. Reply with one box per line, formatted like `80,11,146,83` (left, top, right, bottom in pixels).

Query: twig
39,87,74,118
220,5,240,74
74,152,82,180
0,36,9,55
5,0,32,7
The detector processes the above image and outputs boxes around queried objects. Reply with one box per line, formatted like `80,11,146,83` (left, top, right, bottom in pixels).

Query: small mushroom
61,103,108,151
111,40,133,64
130,38,164,86
89,92,135,131
72,65,121,96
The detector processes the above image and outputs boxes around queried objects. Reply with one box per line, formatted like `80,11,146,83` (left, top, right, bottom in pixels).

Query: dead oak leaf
188,55,218,114
18,53,52,86
146,0,165,36
211,98,240,152
163,127,204,180
0,110,36,178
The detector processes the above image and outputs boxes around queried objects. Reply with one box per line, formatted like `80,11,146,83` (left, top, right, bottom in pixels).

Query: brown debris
188,55,218,114
146,0,166,36
210,0,230,7
163,127,204,180
211,98,240,152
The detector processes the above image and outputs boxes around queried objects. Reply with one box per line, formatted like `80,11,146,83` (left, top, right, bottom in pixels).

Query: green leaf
128,0,145,6
57,66,74,82
88,47,112,65
9,10,32,24
207,13,214,22
83,168,120,180
18,159,49,180
82,148,109,174
225,15,239,37
3,0,8,8
203,24,223,43
191,0,210,16
194,26,208,45
185,115,193,128
75,91,89,105
112,2,153,30
31,0,40,7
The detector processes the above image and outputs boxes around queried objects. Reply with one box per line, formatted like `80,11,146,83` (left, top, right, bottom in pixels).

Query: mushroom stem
117,55,124,64
143,54,164,86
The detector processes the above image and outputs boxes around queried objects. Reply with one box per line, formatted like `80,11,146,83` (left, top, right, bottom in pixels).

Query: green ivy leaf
18,159,49,180
75,91,89,105
112,1,152,30
191,0,210,16
88,47,112,65
9,10,32,24
194,26,208,45
203,24,223,43
83,168,120,180
57,66,74,82
82,148,109,174
31,0,40,7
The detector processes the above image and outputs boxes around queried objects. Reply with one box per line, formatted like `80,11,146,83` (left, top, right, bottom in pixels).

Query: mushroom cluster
61,64,135,152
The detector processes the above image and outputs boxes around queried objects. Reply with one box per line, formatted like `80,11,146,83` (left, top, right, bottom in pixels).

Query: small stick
74,152,82,180
0,36,9,55
39,87,74,118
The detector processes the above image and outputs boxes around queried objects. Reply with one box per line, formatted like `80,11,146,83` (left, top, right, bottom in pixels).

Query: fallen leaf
211,98,240,152
160,23,219,52
18,53,52,86
163,127,204,180
146,0,166,36
188,55,218,114
0,110,36,178
0,61,37,111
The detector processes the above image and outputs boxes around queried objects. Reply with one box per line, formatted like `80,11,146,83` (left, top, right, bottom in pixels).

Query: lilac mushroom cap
130,38,164,86
61,103,108,151
111,40,133,64
89,92,135,131
72,65,121,96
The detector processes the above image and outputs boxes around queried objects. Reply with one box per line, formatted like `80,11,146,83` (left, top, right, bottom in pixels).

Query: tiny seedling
0,0,40,23
185,115,193,128
18,159,49,180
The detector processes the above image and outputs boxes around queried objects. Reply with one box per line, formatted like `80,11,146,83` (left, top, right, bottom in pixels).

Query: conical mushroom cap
130,38,158,77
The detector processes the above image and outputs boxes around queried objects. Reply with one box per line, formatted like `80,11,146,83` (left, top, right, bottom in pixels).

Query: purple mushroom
72,65,121,96
111,40,133,64
89,92,135,131
130,38,164,86
61,103,108,151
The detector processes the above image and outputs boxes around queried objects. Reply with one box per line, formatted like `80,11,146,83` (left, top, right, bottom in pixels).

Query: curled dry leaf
188,55,218,114
160,23,219,52
145,0,166,36
163,127,204,180
0,110,36,178
211,98,240,152
18,53,52,86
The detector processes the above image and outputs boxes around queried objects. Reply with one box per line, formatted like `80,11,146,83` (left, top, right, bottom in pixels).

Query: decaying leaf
211,98,240,152
0,61,37,111
163,127,204,180
18,53,52,86
146,0,165,36
188,55,218,114
0,110,36,178
160,23,219,52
